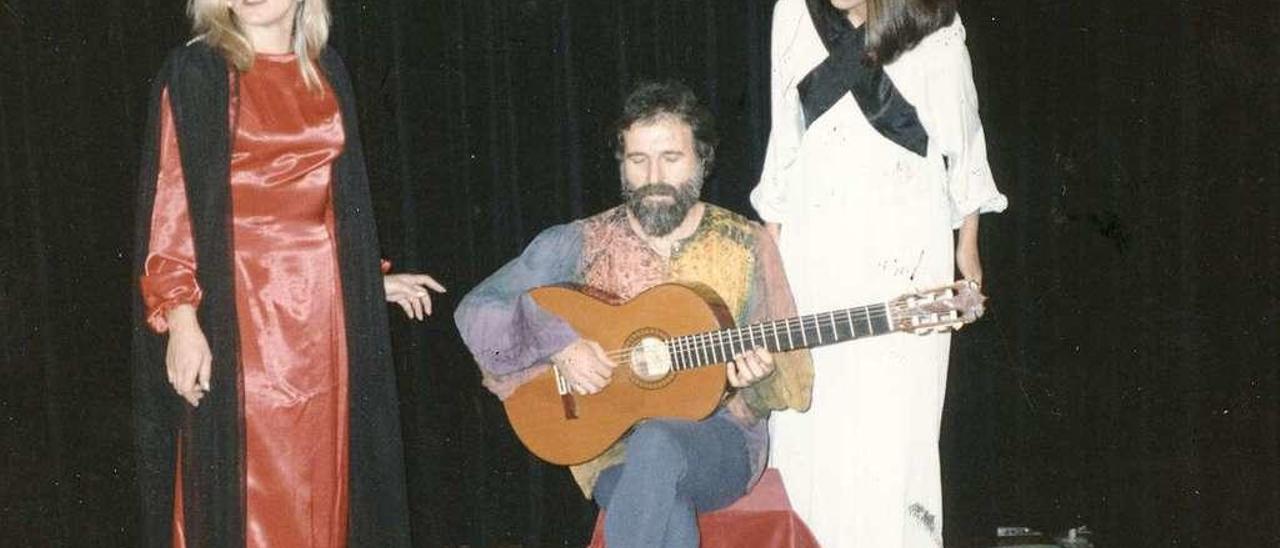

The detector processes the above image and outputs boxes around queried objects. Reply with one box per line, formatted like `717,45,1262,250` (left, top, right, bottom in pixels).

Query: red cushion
588,468,819,548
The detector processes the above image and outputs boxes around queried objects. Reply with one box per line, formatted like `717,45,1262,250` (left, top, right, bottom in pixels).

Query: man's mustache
631,183,679,199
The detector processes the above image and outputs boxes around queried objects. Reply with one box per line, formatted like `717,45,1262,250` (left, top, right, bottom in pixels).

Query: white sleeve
750,0,807,224
923,21,1008,229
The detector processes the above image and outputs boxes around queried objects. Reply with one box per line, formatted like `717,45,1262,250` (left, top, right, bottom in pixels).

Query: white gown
751,2,1007,546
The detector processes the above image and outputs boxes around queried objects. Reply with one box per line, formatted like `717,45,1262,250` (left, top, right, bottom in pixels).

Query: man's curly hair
613,80,718,171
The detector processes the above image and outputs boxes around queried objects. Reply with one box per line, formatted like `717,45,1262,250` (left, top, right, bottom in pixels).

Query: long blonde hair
186,0,331,90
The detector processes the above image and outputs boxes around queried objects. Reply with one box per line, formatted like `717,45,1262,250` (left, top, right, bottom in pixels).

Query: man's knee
625,421,689,476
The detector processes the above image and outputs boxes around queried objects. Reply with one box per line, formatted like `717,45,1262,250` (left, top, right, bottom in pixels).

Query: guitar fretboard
665,304,893,370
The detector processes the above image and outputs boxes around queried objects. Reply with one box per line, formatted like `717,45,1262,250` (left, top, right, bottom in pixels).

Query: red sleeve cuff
140,271,203,334
143,290,202,334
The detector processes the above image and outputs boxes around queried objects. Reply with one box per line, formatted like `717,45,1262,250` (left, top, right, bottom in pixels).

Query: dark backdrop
2,0,1276,546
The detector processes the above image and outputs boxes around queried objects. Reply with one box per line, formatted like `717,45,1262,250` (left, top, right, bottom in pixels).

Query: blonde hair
186,0,331,90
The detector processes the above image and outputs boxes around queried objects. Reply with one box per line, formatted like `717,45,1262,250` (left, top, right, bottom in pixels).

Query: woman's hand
727,347,775,388
384,272,447,321
956,213,983,287
165,304,212,407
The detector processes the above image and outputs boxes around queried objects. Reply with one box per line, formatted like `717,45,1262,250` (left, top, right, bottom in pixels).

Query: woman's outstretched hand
384,273,447,321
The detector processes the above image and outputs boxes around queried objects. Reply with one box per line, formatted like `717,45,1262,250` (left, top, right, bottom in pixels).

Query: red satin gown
141,53,350,548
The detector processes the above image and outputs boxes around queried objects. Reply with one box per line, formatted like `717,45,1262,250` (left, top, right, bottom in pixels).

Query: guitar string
597,307,898,362
597,307,965,365
594,298,972,363
597,307,896,358
597,307,947,371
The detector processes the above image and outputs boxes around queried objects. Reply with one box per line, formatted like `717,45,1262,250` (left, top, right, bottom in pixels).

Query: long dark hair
864,0,957,66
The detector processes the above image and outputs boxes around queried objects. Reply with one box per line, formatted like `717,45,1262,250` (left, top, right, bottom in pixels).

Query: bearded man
454,81,812,547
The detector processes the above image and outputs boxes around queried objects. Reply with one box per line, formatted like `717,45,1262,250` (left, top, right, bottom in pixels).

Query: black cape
131,42,411,547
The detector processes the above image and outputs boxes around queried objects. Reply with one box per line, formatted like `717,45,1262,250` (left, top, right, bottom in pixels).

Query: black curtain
2,1,1276,547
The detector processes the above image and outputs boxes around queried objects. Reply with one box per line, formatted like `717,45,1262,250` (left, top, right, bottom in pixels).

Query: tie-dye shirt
455,203,812,496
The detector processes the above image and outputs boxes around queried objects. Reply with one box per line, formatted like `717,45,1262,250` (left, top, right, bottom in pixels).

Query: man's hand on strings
727,347,775,388
552,339,617,395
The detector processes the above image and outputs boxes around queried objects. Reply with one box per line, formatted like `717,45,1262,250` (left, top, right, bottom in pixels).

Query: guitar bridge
561,394,578,420
553,366,579,420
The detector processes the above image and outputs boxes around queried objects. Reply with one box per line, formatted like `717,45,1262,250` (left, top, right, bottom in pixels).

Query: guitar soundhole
625,329,676,389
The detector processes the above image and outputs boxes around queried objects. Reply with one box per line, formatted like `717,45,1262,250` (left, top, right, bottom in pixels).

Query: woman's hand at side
165,304,212,407
955,213,983,287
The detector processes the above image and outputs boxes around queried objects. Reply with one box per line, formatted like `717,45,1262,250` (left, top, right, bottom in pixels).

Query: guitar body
503,283,735,465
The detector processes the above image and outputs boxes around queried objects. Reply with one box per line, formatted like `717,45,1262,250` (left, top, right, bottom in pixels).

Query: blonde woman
131,1,442,546
753,0,1007,546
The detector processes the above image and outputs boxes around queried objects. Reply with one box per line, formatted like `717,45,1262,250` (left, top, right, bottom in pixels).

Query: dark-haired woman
132,1,443,546
751,0,1006,545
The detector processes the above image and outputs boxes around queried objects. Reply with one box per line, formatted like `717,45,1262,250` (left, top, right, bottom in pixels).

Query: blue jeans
592,412,751,548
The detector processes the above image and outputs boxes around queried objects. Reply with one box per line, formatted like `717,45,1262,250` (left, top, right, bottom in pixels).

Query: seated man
454,80,812,547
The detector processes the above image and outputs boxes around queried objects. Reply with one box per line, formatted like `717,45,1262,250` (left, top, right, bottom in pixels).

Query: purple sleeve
454,223,583,377
736,223,814,416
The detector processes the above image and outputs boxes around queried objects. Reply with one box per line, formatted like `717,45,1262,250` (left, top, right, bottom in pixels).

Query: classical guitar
503,281,986,465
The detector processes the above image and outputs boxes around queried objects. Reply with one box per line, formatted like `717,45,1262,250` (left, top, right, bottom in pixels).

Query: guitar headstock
889,280,986,334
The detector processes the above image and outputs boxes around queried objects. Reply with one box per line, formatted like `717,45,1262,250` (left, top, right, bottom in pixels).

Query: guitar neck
665,303,896,371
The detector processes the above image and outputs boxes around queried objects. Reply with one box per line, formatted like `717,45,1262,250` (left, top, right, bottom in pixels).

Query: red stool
588,468,819,547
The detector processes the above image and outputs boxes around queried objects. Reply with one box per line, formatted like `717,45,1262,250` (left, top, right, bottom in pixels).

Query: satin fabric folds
131,43,411,548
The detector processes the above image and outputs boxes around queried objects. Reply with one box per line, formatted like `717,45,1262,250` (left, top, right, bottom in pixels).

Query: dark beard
621,174,704,237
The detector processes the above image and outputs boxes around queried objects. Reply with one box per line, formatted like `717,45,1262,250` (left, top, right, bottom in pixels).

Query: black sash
797,0,929,157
